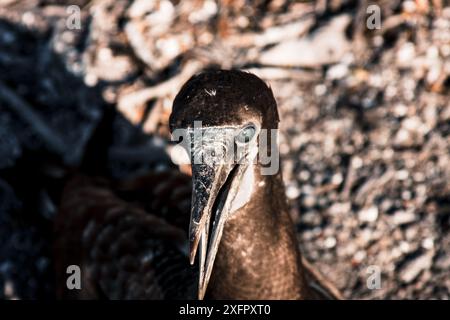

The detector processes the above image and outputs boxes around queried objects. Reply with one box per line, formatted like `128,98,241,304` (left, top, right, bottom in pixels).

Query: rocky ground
0,0,449,299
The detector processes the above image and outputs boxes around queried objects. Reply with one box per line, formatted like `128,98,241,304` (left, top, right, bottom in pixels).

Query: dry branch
117,60,202,116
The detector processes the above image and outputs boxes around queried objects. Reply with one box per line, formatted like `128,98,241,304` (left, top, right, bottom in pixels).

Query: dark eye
236,124,256,144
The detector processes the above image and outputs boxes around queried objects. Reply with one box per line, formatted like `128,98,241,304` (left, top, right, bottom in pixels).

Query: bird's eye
236,124,256,144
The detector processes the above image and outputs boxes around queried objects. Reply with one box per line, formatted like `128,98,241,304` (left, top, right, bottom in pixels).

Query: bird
54,69,342,300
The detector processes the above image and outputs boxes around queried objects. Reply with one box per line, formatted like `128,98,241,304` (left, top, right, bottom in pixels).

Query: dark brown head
169,69,280,299
170,69,279,131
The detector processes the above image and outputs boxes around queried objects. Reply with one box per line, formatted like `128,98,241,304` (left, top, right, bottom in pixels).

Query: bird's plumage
55,70,342,300
55,173,196,299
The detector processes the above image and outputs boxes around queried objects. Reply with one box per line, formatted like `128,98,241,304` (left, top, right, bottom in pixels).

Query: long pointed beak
189,161,239,299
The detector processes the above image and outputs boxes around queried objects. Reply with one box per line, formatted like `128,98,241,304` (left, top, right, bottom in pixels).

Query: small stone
369,73,383,87
399,252,433,283
423,104,437,130
301,212,321,226
328,202,351,216
402,190,412,200
352,156,363,169
357,229,373,247
380,199,394,212
298,170,311,181
358,206,379,223
314,84,327,96
396,170,409,180
286,184,301,200
426,46,440,60
421,238,434,250
413,173,425,182
326,63,349,80
398,242,411,255
394,128,413,147
84,73,98,87
396,42,416,67
385,85,398,98
402,0,417,13
392,104,409,117
391,210,416,226
441,44,450,57
331,172,343,185
394,117,428,148
324,236,337,249
128,0,159,18
188,0,218,23
302,195,317,208
353,250,367,264
373,35,383,46
405,227,419,241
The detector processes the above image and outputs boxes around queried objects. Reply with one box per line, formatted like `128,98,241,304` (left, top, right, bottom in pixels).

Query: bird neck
206,164,311,299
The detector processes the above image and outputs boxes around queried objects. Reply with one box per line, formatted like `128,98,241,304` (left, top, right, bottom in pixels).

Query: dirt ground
0,0,449,299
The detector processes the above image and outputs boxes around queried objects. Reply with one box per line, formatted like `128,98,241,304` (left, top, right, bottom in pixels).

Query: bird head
169,69,279,299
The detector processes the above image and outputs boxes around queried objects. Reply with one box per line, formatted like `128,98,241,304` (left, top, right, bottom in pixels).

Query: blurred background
0,0,449,299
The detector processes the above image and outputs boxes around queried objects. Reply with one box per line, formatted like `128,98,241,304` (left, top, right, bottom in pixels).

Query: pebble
324,236,337,249
391,210,416,226
331,172,343,185
396,42,416,67
402,1,417,13
399,252,433,283
302,194,317,208
298,170,311,181
395,170,409,180
314,84,327,96
392,104,409,117
380,199,394,212
286,184,301,200
188,0,218,23
328,202,351,216
326,63,349,80
352,156,363,169
421,238,434,250
352,250,367,264
358,206,379,223
301,212,322,226
394,117,428,148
